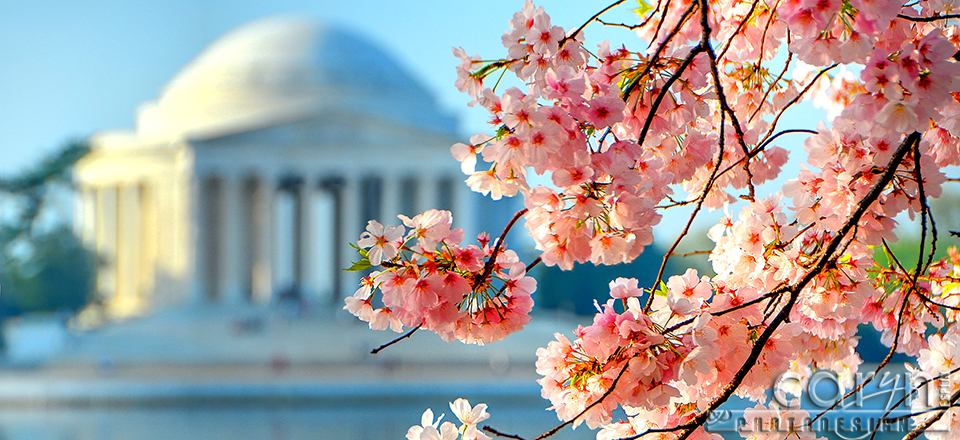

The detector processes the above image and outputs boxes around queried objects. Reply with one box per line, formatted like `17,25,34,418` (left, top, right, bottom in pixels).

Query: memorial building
72,17,471,318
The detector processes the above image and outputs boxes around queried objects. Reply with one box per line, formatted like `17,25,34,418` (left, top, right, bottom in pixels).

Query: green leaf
650,280,669,297
345,258,372,272
349,243,369,258
633,0,653,18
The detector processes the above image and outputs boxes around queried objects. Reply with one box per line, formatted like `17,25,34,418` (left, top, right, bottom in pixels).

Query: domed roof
136,16,455,141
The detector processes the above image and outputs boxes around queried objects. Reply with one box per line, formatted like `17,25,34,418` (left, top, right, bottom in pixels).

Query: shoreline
0,363,545,408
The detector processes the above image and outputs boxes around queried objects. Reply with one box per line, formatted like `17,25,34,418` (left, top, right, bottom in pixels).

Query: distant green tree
0,141,95,315
534,242,699,315
0,228,95,313
871,189,960,274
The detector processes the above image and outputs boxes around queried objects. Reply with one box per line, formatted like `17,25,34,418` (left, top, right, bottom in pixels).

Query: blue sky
0,0,642,175
2,0,836,239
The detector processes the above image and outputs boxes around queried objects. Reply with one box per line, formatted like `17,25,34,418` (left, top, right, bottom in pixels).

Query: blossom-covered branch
344,0,960,439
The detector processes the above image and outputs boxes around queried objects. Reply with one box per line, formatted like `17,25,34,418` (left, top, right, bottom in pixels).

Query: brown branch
664,289,784,334
483,426,527,440
884,404,960,422
912,141,939,278
639,4,716,313
370,323,423,354
808,135,925,431
474,209,528,290
649,0,676,52
706,42,756,200
525,256,542,273
897,13,960,22
595,18,643,30
620,2,698,101
713,129,818,180
561,0,627,47
717,0,760,61
757,63,838,147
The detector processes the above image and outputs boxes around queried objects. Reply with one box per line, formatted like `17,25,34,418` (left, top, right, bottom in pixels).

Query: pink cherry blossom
356,220,403,266
358,1,960,438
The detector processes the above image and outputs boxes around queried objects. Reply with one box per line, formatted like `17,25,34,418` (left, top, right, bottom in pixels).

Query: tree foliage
0,141,95,315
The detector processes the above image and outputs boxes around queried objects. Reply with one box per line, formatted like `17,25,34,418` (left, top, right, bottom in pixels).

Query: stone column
138,182,158,307
251,174,275,304
116,184,141,315
219,173,247,305
96,186,118,305
320,177,344,306
80,187,98,249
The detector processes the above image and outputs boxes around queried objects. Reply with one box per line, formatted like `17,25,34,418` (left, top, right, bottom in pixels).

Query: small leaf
345,258,372,272
350,243,369,258
651,280,669,297
633,0,653,18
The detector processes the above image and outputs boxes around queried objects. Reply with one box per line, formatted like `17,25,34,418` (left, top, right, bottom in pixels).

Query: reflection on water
0,397,592,440
0,403,907,440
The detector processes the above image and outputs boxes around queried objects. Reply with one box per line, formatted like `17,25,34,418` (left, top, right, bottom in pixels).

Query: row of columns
194,172,462,307
77,183,159,316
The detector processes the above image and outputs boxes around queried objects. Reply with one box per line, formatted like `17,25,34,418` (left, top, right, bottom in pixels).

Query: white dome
136,16,455,141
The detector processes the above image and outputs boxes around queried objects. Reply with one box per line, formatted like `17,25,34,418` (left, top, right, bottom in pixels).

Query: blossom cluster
365,0,960,438
908,248,960,439
406,398,491,440
345,209,536,345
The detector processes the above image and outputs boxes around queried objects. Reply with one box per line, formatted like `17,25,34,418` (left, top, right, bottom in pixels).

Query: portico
73,17,470,317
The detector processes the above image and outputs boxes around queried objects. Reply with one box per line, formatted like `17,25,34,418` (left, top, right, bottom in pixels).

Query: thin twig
620,2,699,102
639,11,715,313
483,426,527,440
525,256,542,273
757,63,838,148
595,18,643,29
717,0,760,60
705,41,756,200
370,323,423,354
865,364,960,437
561,0,627,46
475,209,529,290
897,13,960,22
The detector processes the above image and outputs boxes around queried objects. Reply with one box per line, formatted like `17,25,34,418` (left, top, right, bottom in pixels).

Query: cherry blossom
344,0,960,438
